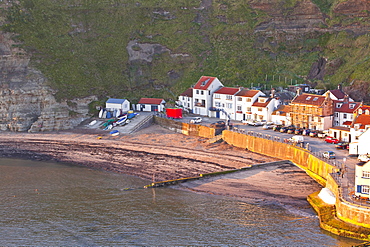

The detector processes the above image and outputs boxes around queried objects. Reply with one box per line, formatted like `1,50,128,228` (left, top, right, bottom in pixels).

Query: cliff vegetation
1,0,370,104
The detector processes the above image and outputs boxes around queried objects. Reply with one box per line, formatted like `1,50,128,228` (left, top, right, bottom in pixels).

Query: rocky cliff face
0,32,94,132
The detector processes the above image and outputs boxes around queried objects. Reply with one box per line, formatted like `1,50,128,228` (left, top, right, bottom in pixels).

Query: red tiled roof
194,76,217,90
214,87,240,95
252,98,272,107
180,88,193,97
329,89,346,100
291,93,326,106
138,98,165,105
343,121,352,126
353,114,370,129
272,105,291,115
333,100,361,113
236,89,261,97
359,105,370,112
330,126,350,132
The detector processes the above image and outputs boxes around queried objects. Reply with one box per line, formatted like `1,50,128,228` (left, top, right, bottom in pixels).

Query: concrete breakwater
154,116,370,241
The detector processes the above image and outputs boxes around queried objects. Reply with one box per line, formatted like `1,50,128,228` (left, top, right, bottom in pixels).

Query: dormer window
258,98,266,103
359,109,363,114
306,96,311,100
336,103,343,108
349,104,355,109
366,110,370,115
313,97,318,101
201,78,210,86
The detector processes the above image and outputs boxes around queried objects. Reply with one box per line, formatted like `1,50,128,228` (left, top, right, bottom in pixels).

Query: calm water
0,158,362,246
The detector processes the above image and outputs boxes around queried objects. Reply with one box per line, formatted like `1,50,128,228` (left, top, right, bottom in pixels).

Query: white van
358,154,370,163
288,135,304,143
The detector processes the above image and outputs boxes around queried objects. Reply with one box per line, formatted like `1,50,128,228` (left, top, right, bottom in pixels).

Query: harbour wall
153,117,370,237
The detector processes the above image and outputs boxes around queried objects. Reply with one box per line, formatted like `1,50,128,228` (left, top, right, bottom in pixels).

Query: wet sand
0,124,322,207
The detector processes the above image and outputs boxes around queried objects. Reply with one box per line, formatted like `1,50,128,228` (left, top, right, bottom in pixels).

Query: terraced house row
177,76,370,148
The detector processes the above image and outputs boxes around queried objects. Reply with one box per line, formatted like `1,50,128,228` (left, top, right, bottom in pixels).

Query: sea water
0,158,362,246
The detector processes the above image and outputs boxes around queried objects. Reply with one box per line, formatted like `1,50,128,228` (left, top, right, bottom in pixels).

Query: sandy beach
0,124,322,208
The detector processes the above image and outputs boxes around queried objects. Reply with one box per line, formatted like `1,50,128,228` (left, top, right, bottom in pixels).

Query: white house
349,105,370,155
333,100,361,127
137,98,166,112
271,105,292,126
329,126,351,142
210,87,241,120
105,98,130,112
177,88,193,113
192,76,223,116
234,89,265,121
324,85,354,101
251,96,278,122
355,161,370,199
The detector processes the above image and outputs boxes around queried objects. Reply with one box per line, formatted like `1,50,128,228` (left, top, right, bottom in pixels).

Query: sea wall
152,117,370,238
221,130,335,185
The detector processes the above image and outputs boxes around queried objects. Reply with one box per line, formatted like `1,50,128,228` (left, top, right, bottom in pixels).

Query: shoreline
0,124,322,209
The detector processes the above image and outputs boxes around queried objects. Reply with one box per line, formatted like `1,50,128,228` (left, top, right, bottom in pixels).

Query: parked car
294,128,304,135
210,121,226,128
262,124,274,129
248,120,264,126
190,117,202,124
322,151,336,159
358,154,370,163
288,135,304,144
287,127,296,134
325,136,340,144
309,130,318,137
280,126,290,133
335,142,349,149
317,131,327,138
302,129,311,136
273,125,283,131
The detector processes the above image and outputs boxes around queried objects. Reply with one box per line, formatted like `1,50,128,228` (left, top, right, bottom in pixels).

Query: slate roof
180,88,193,97
329,89,346,100
194,76,217,90
291,93,326,106
235,89,261,97
272,105,291,116
214,87,240,95
106,98,126,104
138,98,165,105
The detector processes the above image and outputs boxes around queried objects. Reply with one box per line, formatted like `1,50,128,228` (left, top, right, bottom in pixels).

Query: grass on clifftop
2,0,370,103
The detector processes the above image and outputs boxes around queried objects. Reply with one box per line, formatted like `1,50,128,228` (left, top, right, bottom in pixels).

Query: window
343,113,347,119
215,102,221,107
362,171,370,178
226,95,232,100
362,185,370,194
258,108,262,111
366,110,370,115
237,97,242,101
313,97,318,101
306,96,311,100
336,103,343,108
246,107,251,112
246,98,251,102
196,90,199,94
349,104,355,109
201,90,204,95
237,105,242,111
335,113,339,117
227,103,232,109
214,94,220,99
